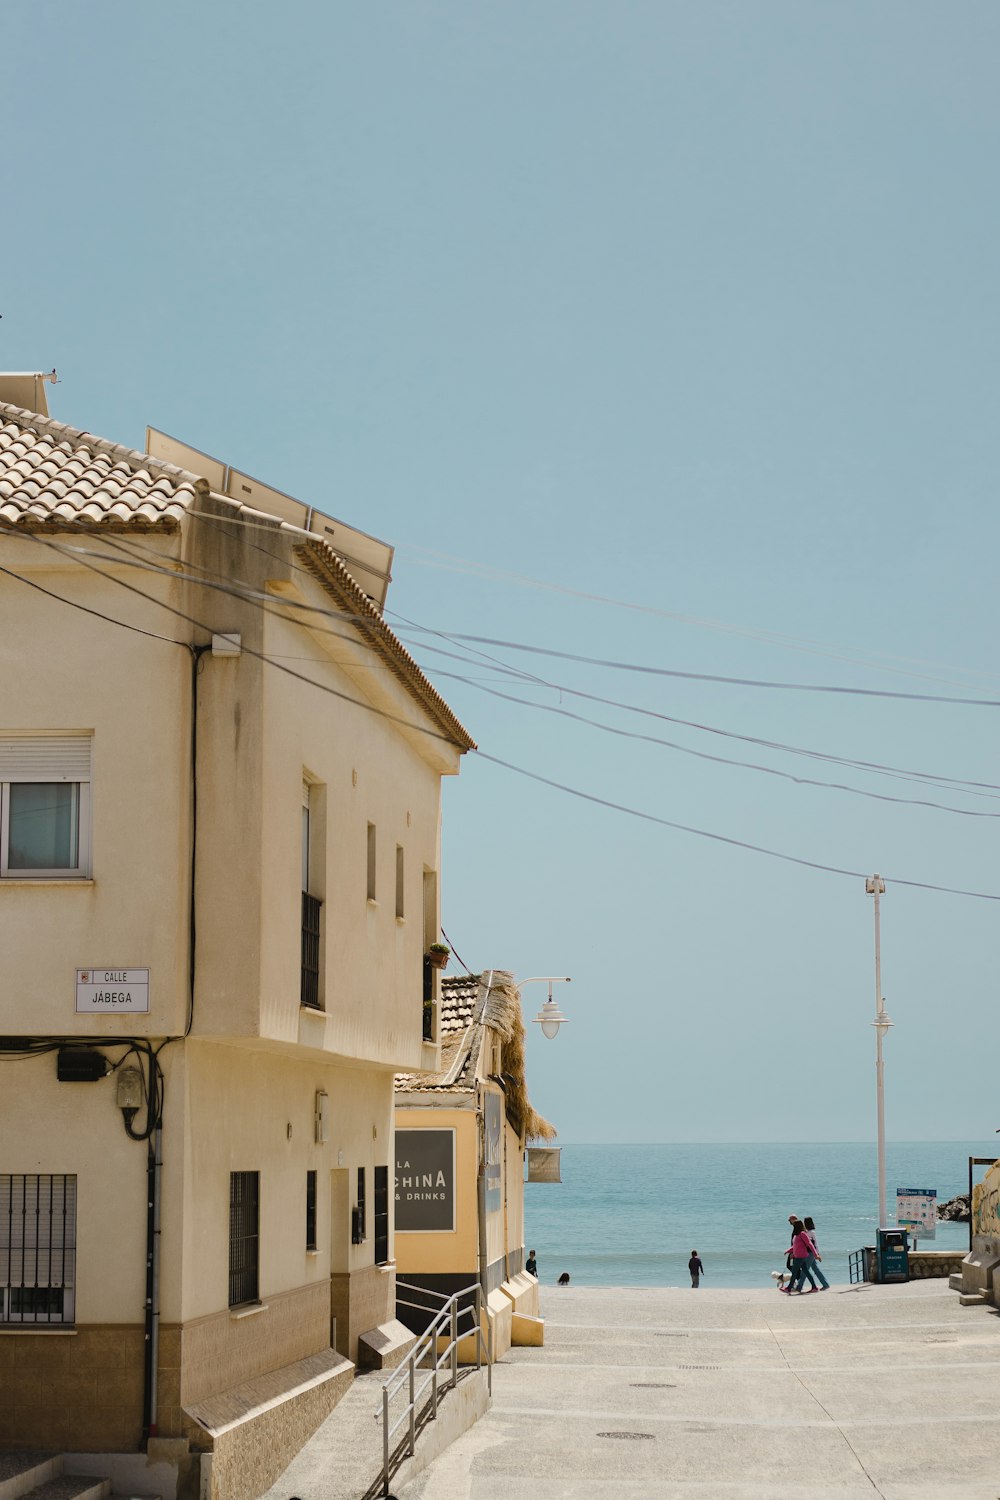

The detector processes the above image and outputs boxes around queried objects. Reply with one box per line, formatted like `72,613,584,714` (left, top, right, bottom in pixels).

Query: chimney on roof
0,370,57,417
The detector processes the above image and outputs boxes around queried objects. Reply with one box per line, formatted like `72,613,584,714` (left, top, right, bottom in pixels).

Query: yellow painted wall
393,1105,479,1277
504,1120,525,1265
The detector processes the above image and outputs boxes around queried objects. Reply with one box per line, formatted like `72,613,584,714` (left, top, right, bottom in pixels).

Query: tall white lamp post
520,976,571,1038
865,875,893,1228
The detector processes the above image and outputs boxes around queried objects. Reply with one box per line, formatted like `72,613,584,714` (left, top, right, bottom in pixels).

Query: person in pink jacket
781,1220,820,1293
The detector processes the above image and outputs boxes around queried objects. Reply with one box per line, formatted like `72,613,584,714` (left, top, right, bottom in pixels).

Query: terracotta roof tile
0,404,203,531
395,973,488,1094
0,400,475,752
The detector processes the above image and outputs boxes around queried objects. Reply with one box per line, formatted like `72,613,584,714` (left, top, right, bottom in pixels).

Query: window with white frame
0,1174,77,1325
0,736,92,878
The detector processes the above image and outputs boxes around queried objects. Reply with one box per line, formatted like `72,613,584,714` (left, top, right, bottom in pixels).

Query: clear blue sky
5,2,999,1145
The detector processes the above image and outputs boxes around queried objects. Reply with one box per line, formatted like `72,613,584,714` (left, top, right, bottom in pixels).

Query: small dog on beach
770,1269,790,1291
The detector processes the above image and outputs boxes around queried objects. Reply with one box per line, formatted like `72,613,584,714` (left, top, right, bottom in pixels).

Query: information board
896,1186,936,1240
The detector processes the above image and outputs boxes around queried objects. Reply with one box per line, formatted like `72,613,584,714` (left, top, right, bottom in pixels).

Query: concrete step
958,1291,988,1306
948,1272,964,1291
0,1453,61,1500
15,1479,110,1500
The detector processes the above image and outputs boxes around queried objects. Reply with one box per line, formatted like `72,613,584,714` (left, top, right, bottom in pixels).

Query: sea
524,1141,992,1289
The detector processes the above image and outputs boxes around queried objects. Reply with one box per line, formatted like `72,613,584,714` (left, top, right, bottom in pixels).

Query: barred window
1,1174,77,1325
305,1170,317,1253
229,1171,260,1307
374,1165,389,1266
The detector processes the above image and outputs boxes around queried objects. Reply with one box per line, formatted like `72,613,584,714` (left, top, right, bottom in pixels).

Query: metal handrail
377,1280,492,1496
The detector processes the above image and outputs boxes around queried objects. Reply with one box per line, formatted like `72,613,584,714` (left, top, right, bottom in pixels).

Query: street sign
75,968,150,1013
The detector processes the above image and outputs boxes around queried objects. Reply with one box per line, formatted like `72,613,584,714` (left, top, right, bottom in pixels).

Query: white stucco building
0,381,474,1497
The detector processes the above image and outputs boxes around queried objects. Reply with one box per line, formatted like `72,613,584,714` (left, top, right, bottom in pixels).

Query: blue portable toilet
875,1228,909,1283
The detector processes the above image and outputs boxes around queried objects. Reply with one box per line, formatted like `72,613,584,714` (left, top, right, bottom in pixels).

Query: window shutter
0,736,92,782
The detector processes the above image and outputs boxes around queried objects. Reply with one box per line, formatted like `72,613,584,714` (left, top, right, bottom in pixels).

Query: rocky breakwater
937,1194,971,1223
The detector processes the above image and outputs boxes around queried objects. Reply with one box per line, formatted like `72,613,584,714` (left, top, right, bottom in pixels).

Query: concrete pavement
396,1280,1000,1500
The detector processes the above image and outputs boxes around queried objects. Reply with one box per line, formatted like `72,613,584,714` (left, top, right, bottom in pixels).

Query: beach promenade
396,1279,1000,1500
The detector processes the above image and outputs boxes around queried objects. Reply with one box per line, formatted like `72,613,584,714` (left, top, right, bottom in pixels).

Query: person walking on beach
802,1217,830,1290
525,1249,538,1278
782,1219,819,1293
688,1250,704,1288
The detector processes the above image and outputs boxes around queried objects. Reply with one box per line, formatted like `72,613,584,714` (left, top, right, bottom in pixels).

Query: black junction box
57,1048,108,1082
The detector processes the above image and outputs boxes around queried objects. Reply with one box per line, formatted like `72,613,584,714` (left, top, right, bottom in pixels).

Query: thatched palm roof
394,968,556,1143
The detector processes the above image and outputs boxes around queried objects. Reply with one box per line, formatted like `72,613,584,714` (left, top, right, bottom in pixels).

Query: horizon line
548,1138,994,1147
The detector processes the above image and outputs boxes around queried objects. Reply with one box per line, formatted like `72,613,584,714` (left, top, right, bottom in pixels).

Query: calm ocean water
524,1141,991,1289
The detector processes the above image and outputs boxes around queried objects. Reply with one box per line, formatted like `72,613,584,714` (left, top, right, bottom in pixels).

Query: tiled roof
440,973,481,1035
0,402,475,752
0,403,204,531
294,539,476,751
395,973,486,1093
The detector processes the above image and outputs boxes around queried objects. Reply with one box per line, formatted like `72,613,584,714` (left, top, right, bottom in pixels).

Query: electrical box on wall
57,1048,108,1082
315,1090,329,1144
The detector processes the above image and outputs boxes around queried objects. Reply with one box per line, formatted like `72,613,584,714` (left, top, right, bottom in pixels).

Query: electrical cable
8,507,999,718
425,666,1000,818
4,509,999,899
12,510,996,712
0,521,469,750
167,505,999,693
398,625,1000,709
0,561,187,646
0,1035,165,1139
440,927,474,977
23,503,1000,810
473,752,1000,902
7,520,996,811
400,544,1000,691
405,636,1000,799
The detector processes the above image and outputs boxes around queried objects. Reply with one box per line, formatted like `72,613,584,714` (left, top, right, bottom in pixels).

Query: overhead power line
401,545,1000,691
167,509,993,695
399,626,1000,709
474,753,1000,903
0,521,466,750
403,634,1000,800
427,666,1000,819
8,502,998,712
4,513,1000,900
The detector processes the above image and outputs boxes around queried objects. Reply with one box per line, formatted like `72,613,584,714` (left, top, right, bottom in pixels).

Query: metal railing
376,1280,492,1497
849,1247,870,1284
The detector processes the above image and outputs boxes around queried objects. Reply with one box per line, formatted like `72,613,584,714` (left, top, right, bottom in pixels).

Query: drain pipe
149,1124,163,1437
142,1128,162,1438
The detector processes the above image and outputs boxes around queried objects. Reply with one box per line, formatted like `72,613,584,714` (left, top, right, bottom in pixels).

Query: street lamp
520,976,572,1039
865,875,893,1228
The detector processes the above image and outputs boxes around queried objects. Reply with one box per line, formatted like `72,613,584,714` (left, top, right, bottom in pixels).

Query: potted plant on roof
426,942,450,971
